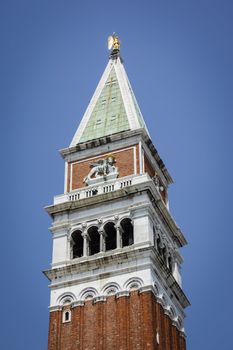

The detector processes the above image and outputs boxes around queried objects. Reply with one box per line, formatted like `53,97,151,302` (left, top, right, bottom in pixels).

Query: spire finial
108,33,121,59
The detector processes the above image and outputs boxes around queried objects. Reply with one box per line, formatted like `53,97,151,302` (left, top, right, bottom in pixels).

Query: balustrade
54,174,152,205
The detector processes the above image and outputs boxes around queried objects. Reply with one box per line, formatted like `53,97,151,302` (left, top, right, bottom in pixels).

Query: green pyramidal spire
79,67,130,143
70,39,149,146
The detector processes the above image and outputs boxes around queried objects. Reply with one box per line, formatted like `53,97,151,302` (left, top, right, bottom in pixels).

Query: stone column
68,237,74,260
99,229,106,252
115,224,122,249
154,224,161,250
82,231,89,257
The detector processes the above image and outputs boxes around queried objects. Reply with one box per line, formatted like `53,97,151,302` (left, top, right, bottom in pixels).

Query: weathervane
108,33,121,59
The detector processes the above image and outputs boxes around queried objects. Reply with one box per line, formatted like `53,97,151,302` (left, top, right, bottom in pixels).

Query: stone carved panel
83,155,118,185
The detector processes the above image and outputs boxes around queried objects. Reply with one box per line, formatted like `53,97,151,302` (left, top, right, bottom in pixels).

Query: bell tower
44,34,190,350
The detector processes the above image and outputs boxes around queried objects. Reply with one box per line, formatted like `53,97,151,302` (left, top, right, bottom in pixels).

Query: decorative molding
45,246,189,313
115,290,130,298
124,277,143,290
101,282,121,295
57,292,76,305
49,305,62,312
138,285,153,294
49,287,184,329
72,300,85,307
79,287,98,300
93,295,107,303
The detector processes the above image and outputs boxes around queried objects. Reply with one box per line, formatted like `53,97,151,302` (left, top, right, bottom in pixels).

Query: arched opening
168,255,173,272
156,235,162,255
157,236,166,261
88,226,100,255
104,222,117,251
71,230,83,258
62,309,71,323
157,236,168,266
161,245,167,263
153,226,156,247
121,218,134,247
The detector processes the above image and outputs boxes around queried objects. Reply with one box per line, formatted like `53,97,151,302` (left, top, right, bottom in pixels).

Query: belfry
44,34,190,350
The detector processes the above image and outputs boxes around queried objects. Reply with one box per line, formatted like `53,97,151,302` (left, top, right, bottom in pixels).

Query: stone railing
54,174,151,205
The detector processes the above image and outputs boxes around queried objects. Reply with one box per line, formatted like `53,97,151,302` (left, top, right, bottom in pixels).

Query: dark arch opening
121,218,134,247
88,226,100,255
65,311,70,321
162,245,167,263
168,255,173,272
71,230,83,258
104,222,117,251
157,236,167,265
157,235,163,255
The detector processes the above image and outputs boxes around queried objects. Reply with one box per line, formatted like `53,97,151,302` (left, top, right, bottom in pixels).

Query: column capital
114,223,123,232
99,228,106,252
98,227,107,237
115,224,122,249
81,231,89,240
81,223,87,230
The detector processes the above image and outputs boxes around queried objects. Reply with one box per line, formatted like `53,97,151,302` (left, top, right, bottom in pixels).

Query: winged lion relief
83,155,118,185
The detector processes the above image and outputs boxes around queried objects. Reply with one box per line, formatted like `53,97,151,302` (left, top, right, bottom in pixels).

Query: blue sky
1,0,232,349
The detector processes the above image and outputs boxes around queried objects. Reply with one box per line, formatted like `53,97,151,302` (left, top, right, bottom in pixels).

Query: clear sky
1,0,232,349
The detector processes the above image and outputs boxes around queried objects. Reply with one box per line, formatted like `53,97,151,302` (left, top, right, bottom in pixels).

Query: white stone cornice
72,300,84,307
164,308,171,317
44,246,190,311
115,290,130,298
49,224,70,235
93,295,107,303
49,305,62,312
138,285,153,294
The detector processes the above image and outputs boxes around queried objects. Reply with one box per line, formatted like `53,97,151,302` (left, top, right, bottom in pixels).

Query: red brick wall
67,146,139,192
144,155,167,204
48,291,186,350
67,163,71,193
144,155,155,178
136,144,140,175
